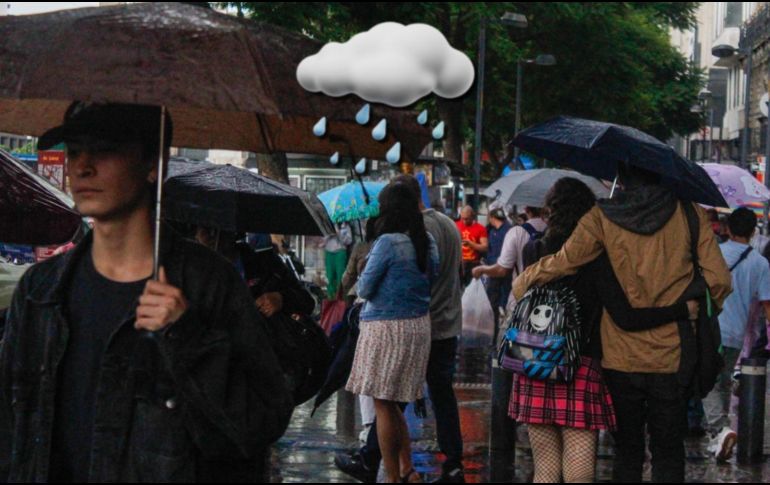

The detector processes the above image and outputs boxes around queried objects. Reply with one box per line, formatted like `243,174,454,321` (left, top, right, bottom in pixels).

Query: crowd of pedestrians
2,103,770,485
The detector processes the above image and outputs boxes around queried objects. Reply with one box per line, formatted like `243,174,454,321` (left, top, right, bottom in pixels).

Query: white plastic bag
461,278,495,348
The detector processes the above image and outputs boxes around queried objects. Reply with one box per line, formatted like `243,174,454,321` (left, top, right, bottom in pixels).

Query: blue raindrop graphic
330,152,340,165
386,142,401,164
355,158,367,174
372,119,387,141
432,121,445,140
417,110,428,125
356,104,371,125
313,117,327,137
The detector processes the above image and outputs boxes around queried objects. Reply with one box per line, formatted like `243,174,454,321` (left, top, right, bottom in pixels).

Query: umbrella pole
609,175,619,199
153,106,167,280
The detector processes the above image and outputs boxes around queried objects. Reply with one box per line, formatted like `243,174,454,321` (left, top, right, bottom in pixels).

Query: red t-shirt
456,221,488,262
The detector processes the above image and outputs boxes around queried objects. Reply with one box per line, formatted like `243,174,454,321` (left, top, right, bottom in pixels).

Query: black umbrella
312,304,362,416
164,160,334,236
0,148,81,245
512,116,728,207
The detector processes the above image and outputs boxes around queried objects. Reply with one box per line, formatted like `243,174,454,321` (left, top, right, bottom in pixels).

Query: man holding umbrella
0,103,293,482
514,162,732,483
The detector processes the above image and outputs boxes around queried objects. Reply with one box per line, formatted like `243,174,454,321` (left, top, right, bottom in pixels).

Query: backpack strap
682,202,715,317
729,247,753,272
521,222,537,238
682,202,700,272
521,222,544,241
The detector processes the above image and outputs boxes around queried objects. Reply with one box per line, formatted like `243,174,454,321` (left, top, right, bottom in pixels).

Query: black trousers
603,370,687,483
460,261,480,288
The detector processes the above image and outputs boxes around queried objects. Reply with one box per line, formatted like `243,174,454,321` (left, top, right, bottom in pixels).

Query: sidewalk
268,347,770,482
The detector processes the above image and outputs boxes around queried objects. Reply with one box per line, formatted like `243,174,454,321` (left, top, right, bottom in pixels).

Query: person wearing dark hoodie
514,163,732,483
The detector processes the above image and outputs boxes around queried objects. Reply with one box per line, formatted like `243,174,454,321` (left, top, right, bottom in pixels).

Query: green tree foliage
222,2,703,175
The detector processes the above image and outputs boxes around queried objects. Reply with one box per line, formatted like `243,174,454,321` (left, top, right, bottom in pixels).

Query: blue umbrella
318,181,387,223
512,116,728,207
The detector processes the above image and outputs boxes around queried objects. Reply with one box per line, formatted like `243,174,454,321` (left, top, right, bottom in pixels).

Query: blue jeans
361,337,464,471
702,346,741,434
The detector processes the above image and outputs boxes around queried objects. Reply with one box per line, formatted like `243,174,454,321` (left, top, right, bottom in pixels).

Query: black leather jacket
0,227,293,482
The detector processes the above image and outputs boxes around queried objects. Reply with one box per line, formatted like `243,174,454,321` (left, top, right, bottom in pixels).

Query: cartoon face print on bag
529,305,554,332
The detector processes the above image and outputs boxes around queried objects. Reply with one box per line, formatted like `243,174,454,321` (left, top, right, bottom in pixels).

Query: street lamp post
764,81,770,234
472,12,527,212
709,107,715,162
472,17,486,213
513,54,557,168
741,52,753,170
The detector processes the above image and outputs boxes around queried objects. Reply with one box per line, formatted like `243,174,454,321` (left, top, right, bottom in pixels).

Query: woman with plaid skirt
509,178,699,483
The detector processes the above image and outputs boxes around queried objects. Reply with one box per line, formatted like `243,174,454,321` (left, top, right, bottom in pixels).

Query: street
270,348,770,483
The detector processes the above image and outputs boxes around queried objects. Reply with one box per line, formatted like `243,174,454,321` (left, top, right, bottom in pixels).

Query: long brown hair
542,177,597,254
375,183,430,273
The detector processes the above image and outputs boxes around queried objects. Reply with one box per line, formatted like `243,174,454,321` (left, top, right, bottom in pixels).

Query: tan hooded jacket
514,188,732,374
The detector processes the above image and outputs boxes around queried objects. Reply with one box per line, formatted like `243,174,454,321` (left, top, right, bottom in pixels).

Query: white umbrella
483,169,610,207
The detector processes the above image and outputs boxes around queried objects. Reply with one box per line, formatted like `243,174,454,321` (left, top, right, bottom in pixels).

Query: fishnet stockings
528,425,598,483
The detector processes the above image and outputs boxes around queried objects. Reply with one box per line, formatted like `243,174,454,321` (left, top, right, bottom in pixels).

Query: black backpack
679,203,725,399
263,312,333,406
498,281,583,382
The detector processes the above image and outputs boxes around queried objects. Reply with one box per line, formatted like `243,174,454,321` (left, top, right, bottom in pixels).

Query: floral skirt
346,315,431,403
509,356,617,431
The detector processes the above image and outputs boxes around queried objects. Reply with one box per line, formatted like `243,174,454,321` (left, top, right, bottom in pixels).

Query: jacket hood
598,185,678,236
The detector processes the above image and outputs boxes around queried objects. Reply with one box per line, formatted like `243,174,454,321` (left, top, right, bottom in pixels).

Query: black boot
334,450,379,483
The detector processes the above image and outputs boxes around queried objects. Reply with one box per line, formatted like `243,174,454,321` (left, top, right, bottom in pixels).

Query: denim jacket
358,233,439,322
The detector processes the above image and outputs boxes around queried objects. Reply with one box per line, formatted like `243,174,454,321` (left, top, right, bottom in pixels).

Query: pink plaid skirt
509,356,617,431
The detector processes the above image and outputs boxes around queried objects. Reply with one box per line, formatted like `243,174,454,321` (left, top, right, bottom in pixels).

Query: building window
305,176,345,195
725,2,743,28
693,25,701,66
732,66,743,110
177,148,209,161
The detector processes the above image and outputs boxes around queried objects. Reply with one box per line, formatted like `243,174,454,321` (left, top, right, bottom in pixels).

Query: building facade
740,2,770,175
670,3,762,163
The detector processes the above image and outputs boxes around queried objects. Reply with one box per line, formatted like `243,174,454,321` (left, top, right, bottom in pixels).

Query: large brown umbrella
0,2,431,275
0,2,430,160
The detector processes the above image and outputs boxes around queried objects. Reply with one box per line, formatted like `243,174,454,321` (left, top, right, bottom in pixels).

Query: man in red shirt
456,205,488,287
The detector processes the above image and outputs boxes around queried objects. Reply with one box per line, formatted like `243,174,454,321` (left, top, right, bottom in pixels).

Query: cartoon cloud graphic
296,22,475,108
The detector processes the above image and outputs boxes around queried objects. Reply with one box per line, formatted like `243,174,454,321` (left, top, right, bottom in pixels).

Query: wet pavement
268,347,770,483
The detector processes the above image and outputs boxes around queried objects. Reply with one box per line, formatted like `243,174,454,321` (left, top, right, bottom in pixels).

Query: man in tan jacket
513,164,731,483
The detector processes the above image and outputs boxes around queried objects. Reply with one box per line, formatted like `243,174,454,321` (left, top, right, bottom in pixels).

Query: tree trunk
436,97,465,164
256,152,289,183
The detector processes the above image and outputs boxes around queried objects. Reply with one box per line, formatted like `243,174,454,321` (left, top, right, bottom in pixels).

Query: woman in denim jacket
346,183,438,483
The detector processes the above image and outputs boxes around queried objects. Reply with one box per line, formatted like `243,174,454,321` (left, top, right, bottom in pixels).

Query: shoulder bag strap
729,247,753,272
